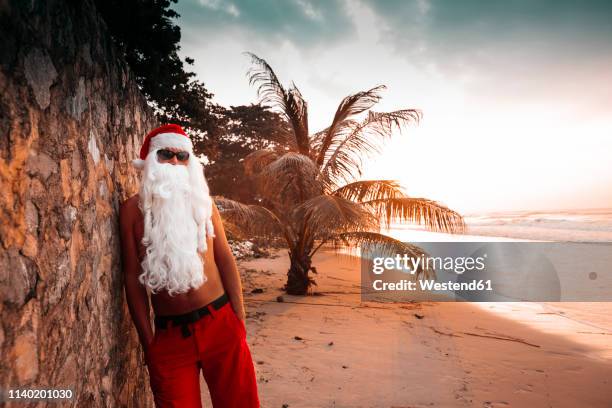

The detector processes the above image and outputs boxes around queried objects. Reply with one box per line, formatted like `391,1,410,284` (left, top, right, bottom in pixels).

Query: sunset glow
175,0,612,214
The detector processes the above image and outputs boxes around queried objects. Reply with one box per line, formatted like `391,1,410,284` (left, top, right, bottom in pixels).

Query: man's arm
119,201,154,351
211,202,246,322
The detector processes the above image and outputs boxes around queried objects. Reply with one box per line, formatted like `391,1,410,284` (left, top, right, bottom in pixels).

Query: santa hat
132,124,193,169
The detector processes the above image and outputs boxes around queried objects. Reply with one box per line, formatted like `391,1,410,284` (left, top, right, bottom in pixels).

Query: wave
389,208,612,242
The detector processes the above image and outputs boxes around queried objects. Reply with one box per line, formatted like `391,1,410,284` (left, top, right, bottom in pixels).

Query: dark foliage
95,0,193,106
94,0,222,143
94,0,292,204
207,104,292,203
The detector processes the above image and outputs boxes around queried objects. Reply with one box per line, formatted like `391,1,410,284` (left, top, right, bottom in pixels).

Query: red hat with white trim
133,124,193,169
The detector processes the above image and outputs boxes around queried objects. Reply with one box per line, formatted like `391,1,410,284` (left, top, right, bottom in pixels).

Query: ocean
385,208,612,242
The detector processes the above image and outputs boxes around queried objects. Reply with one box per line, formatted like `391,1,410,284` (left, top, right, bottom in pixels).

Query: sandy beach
200,246,612,408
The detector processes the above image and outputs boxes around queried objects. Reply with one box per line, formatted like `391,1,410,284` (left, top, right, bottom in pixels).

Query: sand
201,247,612,408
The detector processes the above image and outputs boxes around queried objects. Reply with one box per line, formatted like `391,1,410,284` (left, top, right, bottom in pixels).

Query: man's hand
143,334,156,355
232,302,246,321
233,305,247,333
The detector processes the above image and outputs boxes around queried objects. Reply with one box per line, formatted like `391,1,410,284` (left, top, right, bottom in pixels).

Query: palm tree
214,53,466,295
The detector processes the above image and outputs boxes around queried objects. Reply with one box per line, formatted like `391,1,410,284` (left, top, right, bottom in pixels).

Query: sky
172,0,612,214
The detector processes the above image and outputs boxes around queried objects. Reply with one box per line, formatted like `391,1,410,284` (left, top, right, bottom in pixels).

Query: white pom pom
132,158,145,169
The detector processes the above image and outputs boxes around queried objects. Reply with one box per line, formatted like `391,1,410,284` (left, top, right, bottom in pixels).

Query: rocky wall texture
1,1,156,406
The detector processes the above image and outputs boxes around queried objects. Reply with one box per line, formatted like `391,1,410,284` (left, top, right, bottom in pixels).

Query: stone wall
1,1,156,406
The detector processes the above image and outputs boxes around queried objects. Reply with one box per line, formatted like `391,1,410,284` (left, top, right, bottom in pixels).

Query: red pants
144,301,260,407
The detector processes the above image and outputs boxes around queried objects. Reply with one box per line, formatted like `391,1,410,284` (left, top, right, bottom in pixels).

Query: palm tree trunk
285,248,313,295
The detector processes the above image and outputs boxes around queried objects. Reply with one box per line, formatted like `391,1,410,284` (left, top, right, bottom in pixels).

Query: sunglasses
156,149,190,162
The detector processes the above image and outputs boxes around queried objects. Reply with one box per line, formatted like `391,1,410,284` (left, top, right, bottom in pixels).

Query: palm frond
310,119,358,162
319,109,422,189
258,152,324,204
361,197,466,233
287,83,309,154
244,52,288,113
332,180,406,202
221,219,248,240
315,85,386,165
245,53,310,156
293,194,379,238
326,231,435,279
243,149,280,177
213,196,284,237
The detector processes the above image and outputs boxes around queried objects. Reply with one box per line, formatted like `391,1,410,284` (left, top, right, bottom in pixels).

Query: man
119,124,260,407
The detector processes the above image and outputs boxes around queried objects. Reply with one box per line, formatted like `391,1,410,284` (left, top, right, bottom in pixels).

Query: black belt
154,293,229,338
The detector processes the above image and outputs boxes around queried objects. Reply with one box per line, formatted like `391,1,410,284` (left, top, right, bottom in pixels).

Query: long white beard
137,150,215,296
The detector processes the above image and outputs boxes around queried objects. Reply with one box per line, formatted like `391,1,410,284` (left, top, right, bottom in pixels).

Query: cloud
175,0,355,47
198,0,240,17
294,0,324,21
172,0,612,211
360,0,612,117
